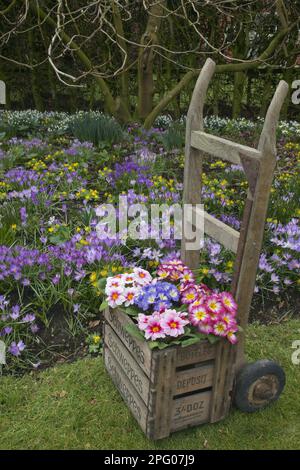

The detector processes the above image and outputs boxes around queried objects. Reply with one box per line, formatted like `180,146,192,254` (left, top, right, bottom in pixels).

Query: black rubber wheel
234,360,286,413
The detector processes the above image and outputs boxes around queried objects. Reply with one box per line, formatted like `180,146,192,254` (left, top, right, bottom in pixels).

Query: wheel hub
248,374,280,406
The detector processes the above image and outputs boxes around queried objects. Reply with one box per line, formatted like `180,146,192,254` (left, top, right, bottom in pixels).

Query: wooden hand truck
181,58,288,418
103,59,288,440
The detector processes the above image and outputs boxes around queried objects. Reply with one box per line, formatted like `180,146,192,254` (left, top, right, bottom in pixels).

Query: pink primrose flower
161,309,189,337
144,314,166,340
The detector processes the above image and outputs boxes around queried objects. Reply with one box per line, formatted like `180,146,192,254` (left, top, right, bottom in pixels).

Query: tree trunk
232,71,246,118
144,70,197,129
259,74,273,117
111,1,130,114
232,27,249,118
28,30,44,111
48,63,58,110
137,1,166,120
280,67,293,120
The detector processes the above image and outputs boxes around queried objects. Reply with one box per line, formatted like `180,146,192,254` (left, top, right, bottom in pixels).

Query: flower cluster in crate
105,268,152,308
134,281,179,311
138,310,189,340
105,258,239,345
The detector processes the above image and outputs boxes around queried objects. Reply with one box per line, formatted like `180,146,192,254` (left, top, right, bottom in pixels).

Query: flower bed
0,113,299,373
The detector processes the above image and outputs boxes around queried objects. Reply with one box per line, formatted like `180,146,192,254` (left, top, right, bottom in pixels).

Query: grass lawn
1,320,300,450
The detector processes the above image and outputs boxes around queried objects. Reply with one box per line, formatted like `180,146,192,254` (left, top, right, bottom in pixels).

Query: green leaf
119,307,137,317
125,323,145,341
177,304,189,312
123,306,139,316
148,341,159,350
157,341,170,350
97,278,107,289
193,332,207,340
181,337,201,348
207,334,221,345
99,299,108,312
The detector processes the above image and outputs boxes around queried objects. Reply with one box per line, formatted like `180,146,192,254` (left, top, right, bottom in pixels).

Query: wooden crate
103,307,235,440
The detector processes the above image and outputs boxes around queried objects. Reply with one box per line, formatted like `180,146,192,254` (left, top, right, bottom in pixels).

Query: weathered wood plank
181,58,216,270
147,348,177,440
104,347,149,433
210,341,236,423
104,324,150,404
171,390,211,431
191,130,261,165
174,363,214,395
176,341,216,367
204,211,240,253
104,308,152,376
235,79,289,370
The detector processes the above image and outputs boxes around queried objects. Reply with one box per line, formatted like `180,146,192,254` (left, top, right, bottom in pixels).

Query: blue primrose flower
134,281,179,311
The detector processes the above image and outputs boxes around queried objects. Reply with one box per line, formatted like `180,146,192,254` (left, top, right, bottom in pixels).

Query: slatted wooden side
175,363,214,395
147,348,177,439
171,390,212,432
103,307,221,439
104,346,149,431
104,323,151,403
104,307,152,376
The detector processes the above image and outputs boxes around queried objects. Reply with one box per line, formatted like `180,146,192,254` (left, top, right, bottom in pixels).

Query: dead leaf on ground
52,390,68,399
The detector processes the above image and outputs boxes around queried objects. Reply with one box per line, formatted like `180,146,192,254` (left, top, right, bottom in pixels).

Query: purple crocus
30,324,39,334
10,305,20,320
22,313,36,323
73,303,80,314
9,340,26,357
0,326,13,336
20,207,27,226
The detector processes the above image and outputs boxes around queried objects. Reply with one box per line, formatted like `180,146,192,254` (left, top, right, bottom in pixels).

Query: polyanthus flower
124,288,137,306
123,274,135,284
107,288,125,308
220,312,236,328
206,296,224,315
161,309,189,337
189,304,210,326
137,313,149,331
213,321,228,337
133,267,152,285
181,285,198,304
227,329,238,344
144,314,166,340
105,276,124,293
219,292,237,315
134,281,179,311
198,323,214,335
